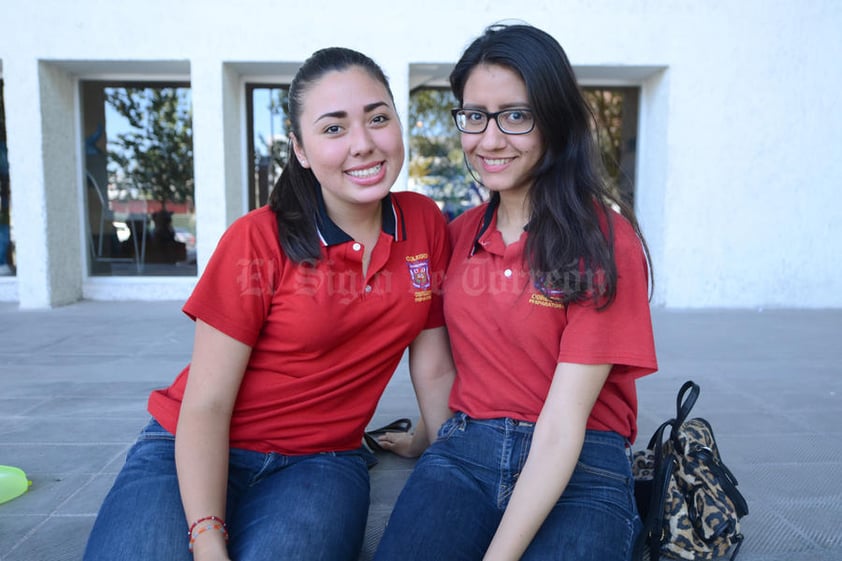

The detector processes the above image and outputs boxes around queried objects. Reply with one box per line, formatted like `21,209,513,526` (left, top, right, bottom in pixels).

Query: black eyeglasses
451,108,535,135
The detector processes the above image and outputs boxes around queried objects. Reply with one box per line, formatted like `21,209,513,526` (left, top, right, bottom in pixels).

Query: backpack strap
633,419,674,561
675,380,699,426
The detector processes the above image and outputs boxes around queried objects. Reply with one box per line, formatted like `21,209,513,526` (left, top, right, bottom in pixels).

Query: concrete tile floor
0,301,840,560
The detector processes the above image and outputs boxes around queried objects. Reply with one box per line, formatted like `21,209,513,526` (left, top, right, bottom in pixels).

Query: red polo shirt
148,191,449,454
444,200,657,442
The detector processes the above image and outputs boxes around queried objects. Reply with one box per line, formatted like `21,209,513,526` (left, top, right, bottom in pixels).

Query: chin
353,183,393,204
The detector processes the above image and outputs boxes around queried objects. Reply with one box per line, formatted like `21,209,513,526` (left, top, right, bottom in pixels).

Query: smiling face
292,66,404,211
459,63,544,198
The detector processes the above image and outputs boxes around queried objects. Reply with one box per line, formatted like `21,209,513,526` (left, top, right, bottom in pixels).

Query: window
246,84,290,210
81,81,195,276
408,87,483,221
583,86,640,207
0,78,12,277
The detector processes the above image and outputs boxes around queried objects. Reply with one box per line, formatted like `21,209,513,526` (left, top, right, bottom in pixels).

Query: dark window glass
246,84,289,210
82,81,195,276
0,79,14,277
583,86,640,207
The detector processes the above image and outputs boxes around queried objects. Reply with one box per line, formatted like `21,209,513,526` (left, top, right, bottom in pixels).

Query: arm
379,326,455,458
175,319,252,561
483,362,611,561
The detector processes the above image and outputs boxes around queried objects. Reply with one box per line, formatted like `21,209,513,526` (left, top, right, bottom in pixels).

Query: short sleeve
557,216,657,377
182,211,283,347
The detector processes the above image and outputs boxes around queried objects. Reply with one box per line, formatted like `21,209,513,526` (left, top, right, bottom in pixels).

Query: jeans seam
575,460,629,484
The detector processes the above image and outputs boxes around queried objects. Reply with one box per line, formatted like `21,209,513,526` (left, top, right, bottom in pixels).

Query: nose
478,120,507,151
349,125,375,157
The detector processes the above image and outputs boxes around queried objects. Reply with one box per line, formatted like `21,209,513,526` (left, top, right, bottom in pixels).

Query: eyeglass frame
450,108,536,135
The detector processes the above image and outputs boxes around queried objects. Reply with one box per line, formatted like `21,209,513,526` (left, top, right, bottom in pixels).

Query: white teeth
484,158,510,166
347,164,382,178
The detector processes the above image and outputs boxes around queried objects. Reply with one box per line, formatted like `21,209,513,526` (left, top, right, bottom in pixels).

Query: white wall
0,0,840,308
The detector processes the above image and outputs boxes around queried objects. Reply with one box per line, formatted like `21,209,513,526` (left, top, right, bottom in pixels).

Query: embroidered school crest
529,276,566,309
406,253,432,302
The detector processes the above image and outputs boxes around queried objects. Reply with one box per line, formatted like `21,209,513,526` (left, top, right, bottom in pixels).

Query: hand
376,430,427,458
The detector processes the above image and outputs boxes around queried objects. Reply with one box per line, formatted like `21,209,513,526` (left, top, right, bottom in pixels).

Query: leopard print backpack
632,381,749,561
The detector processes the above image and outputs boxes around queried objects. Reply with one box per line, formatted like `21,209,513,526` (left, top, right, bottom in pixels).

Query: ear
290,133,310,168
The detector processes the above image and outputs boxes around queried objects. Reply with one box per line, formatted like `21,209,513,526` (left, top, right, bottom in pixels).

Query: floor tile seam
760,509,825,549
0,404,148,410
1,413,152,419
746,495,842,506
0,512,97,519
0,399,52,417
707,392,842,408
0,441,136,447
736,460,842,466
715,432,842,438
49,471,117,520
651,355,842,363
0,352,187,358
21,446,132,525
1,511,51,558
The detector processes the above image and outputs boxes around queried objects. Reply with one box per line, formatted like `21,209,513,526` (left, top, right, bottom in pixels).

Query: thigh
228,451,371,561
522,432,640,561
83,420,189,561
374,444,500,561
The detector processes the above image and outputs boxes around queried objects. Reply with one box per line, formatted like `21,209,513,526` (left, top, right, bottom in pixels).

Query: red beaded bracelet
188,516,228,552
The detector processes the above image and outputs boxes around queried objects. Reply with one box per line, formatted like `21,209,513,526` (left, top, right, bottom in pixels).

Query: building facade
1,0,840,309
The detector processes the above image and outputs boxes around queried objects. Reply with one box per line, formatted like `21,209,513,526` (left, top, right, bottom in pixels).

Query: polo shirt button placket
350,242,372,298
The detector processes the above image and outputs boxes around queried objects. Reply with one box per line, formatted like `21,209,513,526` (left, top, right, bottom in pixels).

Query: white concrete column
4,59,83,308
635,69,670,307
190,59,247,274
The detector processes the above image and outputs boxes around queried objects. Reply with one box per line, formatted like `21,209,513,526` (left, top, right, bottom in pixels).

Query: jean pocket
435,413,466,441
575,459,628,484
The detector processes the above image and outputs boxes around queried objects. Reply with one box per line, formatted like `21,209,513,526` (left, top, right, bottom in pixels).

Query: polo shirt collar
314,186,405,247
469,196,532,257
470,196,500,256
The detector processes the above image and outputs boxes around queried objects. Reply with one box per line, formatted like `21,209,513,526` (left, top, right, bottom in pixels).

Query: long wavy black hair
450,24,652,308
268,47,395,262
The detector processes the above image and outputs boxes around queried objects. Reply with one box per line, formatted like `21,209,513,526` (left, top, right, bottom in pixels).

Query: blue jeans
374,412,640,561
83,419,374,561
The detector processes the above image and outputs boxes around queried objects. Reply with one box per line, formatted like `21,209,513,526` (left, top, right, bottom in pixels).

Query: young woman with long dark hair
375,24,657,561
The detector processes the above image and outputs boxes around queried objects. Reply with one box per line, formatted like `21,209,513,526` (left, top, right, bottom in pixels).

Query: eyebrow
461,102,531,110
314,101,390,123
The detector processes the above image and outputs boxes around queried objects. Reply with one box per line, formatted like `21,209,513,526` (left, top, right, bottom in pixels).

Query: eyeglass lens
453,109,534,134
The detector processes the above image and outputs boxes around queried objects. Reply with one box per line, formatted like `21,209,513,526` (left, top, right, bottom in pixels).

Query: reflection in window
408,87,484,221
583,87,640,207
82,81,196,276
0,79,14,276
246,84,290,210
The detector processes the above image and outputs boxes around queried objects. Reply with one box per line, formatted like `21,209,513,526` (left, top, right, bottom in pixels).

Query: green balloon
0,465,31,504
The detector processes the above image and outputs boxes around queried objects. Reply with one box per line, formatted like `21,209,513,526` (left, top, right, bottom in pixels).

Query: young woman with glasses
375,23,658,561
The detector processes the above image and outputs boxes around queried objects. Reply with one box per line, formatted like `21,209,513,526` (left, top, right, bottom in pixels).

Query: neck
496,190,530,244
324,198,382,244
